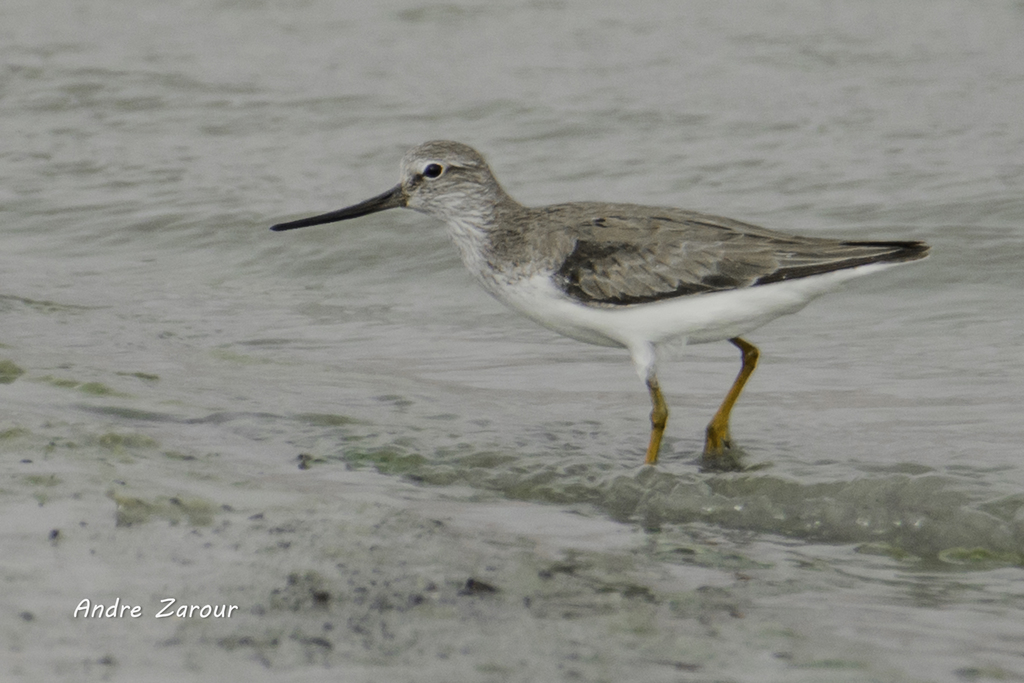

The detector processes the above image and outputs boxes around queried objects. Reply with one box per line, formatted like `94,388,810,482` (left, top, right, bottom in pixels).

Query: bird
271,140,929,470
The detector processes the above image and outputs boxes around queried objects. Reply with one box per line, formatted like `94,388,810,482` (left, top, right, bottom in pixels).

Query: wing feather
542,205,928,306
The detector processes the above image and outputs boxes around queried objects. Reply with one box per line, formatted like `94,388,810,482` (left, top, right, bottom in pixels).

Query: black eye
422,163,444,179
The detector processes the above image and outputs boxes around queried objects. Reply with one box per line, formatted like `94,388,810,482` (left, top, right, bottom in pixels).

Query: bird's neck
442,195,531,289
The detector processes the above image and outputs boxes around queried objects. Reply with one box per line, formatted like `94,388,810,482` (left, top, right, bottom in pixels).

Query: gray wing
545,205,928,306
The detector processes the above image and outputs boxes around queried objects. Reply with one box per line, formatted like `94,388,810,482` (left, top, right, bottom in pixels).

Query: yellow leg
644,376,668,465
704,337,759,460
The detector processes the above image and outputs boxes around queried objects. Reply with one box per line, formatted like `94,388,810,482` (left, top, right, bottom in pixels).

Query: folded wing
548,206,929,306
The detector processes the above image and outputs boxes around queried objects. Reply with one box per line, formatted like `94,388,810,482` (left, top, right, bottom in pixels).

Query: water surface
2,1,1023,681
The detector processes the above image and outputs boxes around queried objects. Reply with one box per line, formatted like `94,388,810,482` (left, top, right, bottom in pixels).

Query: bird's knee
650,403,668,430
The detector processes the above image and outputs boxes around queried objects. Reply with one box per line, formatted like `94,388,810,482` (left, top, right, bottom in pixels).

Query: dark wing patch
547,207,929,307
555,240,753,305
753,240,930,285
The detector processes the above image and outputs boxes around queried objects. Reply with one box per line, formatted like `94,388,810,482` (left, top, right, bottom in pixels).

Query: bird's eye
422,163,444,179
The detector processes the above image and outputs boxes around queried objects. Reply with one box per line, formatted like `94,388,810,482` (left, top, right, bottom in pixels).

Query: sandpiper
272,141,929,469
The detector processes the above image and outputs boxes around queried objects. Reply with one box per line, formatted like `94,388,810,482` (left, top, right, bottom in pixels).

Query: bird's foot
704,423,731,454
701,425,745,472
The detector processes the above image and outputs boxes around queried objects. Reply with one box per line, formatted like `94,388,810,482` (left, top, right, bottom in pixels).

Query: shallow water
2,1,1024,681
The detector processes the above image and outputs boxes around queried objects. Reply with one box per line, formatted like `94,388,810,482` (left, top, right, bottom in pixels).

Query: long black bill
270,184,406,232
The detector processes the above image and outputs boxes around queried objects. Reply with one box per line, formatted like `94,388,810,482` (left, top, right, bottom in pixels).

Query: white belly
489,263,899,350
